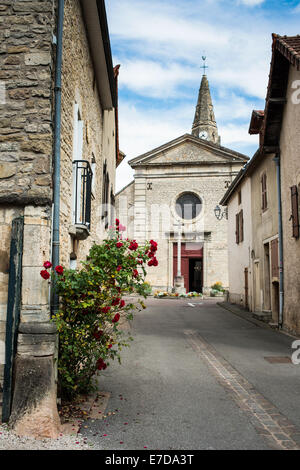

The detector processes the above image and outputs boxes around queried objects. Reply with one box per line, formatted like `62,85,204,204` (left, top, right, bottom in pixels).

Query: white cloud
106,0,297,191
118,60,199,98
293,3,300,13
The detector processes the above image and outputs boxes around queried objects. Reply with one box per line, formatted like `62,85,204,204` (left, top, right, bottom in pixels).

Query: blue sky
106,0,300,192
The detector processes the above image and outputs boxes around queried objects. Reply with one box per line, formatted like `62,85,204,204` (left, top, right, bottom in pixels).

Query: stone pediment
129,134,249,168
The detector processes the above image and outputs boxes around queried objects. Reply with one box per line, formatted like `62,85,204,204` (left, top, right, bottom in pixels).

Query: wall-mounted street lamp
214,205,228,221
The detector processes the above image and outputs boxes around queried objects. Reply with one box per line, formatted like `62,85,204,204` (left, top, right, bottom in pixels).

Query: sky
105,0,300,192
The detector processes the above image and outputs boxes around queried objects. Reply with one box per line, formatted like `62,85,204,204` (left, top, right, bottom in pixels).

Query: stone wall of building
59,0,116,269
0,0,55,419
280,64,300,336
141,167,232,292
0,0,55,205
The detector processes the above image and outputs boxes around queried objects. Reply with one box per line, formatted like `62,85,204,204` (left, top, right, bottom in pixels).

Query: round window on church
175,192,202,220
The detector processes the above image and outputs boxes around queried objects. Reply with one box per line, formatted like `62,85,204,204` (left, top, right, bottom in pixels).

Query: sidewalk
217,301,299,339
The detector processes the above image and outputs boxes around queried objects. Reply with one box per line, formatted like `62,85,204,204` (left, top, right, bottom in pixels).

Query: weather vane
201,55,208,75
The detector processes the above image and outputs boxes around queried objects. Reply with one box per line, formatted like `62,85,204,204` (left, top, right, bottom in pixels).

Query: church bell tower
192,57,220,145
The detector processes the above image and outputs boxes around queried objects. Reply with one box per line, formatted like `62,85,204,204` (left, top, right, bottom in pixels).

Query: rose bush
40,221,158,400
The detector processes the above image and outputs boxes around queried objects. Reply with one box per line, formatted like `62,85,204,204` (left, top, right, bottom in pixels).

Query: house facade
220,169,252,310
116,74,248,294
222,34,300,336
0,0,120,437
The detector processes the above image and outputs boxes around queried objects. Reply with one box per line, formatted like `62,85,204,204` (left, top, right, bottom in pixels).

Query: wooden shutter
291,185,300,239
236,213,240,244
239,209,244,243
271,238,279,279
261,173,267,211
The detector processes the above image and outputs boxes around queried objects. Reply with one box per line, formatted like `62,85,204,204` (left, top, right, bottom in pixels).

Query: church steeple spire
192,59,220,145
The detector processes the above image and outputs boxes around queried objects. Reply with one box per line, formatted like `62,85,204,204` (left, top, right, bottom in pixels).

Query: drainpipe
274,152,284,328
52,0,64,314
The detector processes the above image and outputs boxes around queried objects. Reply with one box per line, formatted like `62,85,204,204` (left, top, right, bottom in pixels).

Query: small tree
40,220,158,400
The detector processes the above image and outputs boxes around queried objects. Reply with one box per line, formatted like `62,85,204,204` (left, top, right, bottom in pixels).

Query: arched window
175,192,202,220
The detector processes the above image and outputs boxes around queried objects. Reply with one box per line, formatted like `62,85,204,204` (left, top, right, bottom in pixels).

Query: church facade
116,74,248,294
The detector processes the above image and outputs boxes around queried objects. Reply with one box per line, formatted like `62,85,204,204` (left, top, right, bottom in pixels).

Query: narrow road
81,299,300,450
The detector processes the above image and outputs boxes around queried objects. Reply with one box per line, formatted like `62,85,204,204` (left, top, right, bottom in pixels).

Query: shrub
211,282,224,292
41,221,158,400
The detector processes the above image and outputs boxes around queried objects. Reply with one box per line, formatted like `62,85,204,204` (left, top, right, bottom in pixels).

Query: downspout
52,0,64,314
274,152,284,328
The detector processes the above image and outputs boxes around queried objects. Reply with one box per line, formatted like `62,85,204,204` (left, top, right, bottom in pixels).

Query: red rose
129,241,138,251
133,269,139,278
148,259,154,267
116,242,123,248
112,313,120,323
55,265,64,275
148,251,155,258
117,265,122,272
112,298,120,306
153,258,158,267
96,358,107,371
116,219,120,226
101,306,111,314
108,344,112,349
43,261,52,269
40,270,50,280
120,300,125,308
93,329,103,340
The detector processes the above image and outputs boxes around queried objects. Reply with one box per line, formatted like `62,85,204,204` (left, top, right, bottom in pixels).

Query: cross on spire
201,55,208,76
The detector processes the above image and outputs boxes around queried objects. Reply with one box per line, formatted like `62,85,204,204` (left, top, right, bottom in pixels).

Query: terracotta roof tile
273,34,300,69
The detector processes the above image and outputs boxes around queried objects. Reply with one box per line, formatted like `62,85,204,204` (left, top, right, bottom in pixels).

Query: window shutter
261,173,267,211
239,209,244,243
271,238,279,279
236,213,240,244
291,185,300,239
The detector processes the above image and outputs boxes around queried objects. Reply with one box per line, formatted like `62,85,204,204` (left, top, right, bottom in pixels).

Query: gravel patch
0,423,93,450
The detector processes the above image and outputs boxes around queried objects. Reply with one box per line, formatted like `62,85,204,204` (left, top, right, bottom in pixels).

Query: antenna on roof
201,55,208,76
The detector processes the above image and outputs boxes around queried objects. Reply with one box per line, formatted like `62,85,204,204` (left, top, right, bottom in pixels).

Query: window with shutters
72,104,92,228
290,185,300,239
261,173,268,211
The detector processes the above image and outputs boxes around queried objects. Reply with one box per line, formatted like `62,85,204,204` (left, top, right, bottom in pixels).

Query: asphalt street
80,298,300,450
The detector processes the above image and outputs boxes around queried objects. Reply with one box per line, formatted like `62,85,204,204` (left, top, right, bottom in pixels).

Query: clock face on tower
199,130,208,140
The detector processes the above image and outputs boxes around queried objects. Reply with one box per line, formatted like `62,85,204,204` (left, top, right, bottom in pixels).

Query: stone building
221,34,300,336
0,0,121,436
116,74,248,294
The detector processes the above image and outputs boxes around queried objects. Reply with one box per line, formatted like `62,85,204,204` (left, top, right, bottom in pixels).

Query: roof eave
80,0,116,110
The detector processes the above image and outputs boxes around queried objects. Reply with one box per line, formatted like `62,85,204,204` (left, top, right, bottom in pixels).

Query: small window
238,190,242,205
